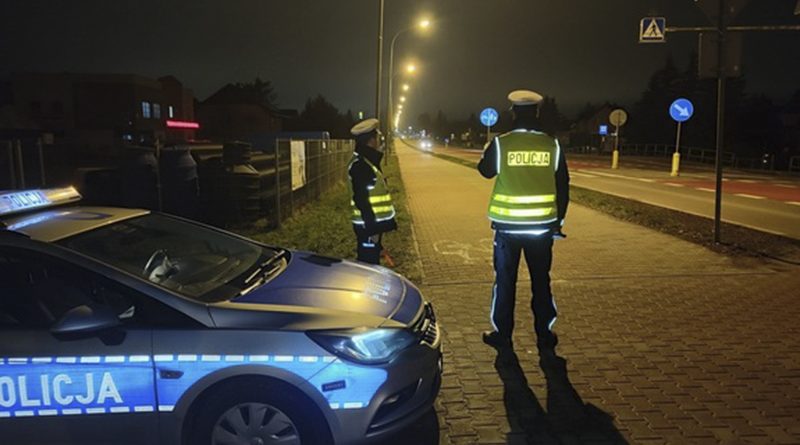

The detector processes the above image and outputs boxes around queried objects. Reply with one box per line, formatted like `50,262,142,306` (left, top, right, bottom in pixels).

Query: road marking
737,179,759,183
589,170,656,182
664,182,684,187
775,184,798,189
696,188,715,192
787,201,800,206
735,193,765,200
571,171,598,178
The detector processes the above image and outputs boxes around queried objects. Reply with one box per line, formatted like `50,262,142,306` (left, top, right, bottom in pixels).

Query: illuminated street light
400,96,406,102
402,84,410,92
387,15,433,140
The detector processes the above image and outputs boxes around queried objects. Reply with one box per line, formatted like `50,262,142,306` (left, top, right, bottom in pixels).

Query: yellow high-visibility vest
348,155,395,225
488,130,559,225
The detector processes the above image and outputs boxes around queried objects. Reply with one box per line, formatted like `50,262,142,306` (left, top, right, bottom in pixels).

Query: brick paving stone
393,145,800,444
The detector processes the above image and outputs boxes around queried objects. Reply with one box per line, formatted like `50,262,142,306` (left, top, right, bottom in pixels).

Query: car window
0,248,197,330
59,214,273,302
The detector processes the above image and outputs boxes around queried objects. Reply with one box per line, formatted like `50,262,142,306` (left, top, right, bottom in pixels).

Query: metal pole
713,0,727,244
274,141,282,228
36,137,46,187
375,0,384,119
15,140,26,189
485,125,490,144
6,141,16,189
671,121,682,177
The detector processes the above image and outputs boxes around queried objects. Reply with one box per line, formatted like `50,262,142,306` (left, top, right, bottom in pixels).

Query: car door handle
159,369,184,379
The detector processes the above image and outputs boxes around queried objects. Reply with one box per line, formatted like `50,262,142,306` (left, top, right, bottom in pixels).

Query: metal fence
618,143,738,166
2,138,355,229
789,156,800,173
2,139,48,190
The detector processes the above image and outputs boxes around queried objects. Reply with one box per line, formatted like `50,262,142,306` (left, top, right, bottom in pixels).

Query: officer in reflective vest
478,90,570,351
349,118,397,264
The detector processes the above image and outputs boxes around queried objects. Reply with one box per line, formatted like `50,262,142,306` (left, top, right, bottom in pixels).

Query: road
420,143,800,239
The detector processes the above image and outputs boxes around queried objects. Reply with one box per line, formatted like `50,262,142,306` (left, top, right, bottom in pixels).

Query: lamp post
387,17,430,142
374,0,385,119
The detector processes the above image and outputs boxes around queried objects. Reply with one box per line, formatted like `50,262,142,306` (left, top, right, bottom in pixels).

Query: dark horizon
3,0,799,119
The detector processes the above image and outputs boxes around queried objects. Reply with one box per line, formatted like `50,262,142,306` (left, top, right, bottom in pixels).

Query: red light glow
166,120,200,129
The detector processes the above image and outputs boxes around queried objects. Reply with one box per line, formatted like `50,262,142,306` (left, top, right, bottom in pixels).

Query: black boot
482,331,513,349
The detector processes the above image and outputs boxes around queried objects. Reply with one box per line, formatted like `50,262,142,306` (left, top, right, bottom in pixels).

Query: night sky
2,0,799,119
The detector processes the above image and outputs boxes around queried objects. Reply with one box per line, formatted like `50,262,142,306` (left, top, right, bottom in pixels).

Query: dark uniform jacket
349,145,398,236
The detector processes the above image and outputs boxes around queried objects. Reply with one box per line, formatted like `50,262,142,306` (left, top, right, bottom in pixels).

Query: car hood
233,251,422,325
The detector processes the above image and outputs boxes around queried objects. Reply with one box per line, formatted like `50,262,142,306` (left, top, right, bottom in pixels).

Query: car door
0,248,158,445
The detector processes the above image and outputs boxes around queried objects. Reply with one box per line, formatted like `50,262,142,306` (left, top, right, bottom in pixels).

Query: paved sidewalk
395,144,800,444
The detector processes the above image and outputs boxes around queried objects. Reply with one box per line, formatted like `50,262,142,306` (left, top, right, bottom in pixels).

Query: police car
0,187,441,445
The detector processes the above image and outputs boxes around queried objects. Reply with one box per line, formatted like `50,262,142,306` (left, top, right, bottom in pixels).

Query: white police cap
507,90,543,106
351,118,380,136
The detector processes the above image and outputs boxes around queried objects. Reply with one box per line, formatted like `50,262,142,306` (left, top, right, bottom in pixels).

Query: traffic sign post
609,109,627,169
669,98,694,177
480,107,499,144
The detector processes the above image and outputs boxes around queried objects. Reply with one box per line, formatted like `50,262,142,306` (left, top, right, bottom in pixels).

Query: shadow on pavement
379,406,440,445
495,347,628,444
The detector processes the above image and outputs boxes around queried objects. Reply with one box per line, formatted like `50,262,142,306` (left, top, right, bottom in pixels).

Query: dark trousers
354,227,382,264
490,231,557,338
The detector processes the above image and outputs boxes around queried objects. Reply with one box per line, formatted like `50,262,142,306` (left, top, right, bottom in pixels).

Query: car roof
1,206,149,242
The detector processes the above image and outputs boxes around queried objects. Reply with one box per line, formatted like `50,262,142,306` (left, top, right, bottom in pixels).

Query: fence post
6,141,16,189
37,137,46,186
15,140,25,188
274,140,281,228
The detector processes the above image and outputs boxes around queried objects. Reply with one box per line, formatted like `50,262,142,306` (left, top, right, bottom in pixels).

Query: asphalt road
421,143,800,239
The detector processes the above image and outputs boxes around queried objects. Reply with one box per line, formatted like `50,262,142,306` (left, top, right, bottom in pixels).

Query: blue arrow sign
480,107,498,127
670,98,694,122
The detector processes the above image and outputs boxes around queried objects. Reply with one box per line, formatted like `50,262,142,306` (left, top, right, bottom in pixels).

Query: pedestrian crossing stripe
639,17,666,43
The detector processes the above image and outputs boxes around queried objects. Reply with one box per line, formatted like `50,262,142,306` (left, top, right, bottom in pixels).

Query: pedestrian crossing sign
639,17,666,43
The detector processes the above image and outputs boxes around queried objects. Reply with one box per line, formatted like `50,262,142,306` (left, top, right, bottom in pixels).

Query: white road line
737,179,759,183
696,188,716,192
570,172,598,179
590,170,655,182
735,193,766,200
787,201,800,206
775,184,798,188
664,183,685,187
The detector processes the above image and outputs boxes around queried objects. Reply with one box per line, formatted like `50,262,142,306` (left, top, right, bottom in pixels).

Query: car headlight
308,328,417,365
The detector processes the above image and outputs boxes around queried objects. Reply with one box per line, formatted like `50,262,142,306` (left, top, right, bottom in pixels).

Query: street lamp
387,16,432,140
402,84,410,92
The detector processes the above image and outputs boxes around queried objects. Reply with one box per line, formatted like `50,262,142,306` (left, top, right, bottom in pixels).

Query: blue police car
0,187,441,445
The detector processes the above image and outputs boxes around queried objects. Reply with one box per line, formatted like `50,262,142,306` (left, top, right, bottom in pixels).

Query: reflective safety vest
488,130,559,226
348,155,395,225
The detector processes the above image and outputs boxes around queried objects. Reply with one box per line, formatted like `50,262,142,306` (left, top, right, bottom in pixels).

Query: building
2,72,197,150
196,83,283,141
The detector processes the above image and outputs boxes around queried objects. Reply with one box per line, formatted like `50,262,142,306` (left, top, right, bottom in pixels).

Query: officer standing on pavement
478,90,570,350
349,118,398,264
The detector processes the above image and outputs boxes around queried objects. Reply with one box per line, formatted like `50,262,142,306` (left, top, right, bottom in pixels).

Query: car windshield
59,214,279,302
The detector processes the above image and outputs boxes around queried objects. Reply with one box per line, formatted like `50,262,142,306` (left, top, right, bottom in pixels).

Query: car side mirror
50,305,120,335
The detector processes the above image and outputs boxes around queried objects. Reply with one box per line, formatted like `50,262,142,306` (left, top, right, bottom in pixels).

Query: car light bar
0,187,82,217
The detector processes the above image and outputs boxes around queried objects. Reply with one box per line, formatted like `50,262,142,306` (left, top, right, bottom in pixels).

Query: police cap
507,90,543,106
351,118,380,136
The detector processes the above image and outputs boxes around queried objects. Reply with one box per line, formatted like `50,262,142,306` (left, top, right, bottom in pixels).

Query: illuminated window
141,101,151,119
168,105,174,118
153,103,161,119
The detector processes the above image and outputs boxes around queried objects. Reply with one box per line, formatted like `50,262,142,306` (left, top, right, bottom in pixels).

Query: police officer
478,90,570,350
349,118,398,264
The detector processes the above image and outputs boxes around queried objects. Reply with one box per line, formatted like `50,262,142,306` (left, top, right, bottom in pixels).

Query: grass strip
239,153,424,283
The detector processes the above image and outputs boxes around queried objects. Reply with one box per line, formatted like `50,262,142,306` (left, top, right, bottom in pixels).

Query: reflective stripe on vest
348,156,395,224
488,131,559,225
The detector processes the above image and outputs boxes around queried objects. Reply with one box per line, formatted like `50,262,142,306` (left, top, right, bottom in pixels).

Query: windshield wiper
239,248,289,295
